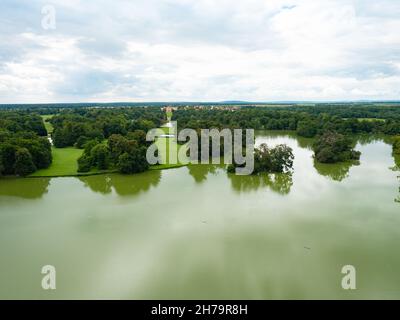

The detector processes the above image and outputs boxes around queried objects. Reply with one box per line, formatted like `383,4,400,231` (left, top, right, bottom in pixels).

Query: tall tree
14,148,36,177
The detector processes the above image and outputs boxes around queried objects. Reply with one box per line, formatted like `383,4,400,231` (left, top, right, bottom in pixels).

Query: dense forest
173,106,400,136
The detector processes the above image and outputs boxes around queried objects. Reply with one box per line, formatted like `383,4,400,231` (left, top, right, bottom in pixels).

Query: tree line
173,107,400,137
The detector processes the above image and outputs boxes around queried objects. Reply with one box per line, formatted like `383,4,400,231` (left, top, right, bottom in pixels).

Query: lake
0,131,399,299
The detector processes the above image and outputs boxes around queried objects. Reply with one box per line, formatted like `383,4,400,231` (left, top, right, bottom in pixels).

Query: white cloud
0,0,399,103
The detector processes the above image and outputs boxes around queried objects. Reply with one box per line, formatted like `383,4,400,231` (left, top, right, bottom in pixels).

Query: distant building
161,106,177,112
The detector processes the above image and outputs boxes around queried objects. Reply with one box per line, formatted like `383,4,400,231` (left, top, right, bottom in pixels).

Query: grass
30,147,82,177
30,147,115,177
41,115,54,134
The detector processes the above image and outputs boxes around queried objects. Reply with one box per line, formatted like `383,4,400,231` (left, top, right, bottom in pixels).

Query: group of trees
0,112,51,177
0,112,47,136
228,143,294,175
77,131,149,174
50,108,164,148
173,105,400,137
313,131,361,163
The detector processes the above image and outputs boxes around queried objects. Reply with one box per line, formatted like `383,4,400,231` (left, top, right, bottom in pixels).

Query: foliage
313,131,361,163
77,131,149,174
228,143,294,175
173,105,400,137
117,147,149,174
393,136,400,155
50,108,163,148
14,148,36,177
90,144,110,170
296,120,318,137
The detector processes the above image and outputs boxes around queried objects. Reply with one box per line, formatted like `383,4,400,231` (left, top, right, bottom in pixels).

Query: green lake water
0,132,399,299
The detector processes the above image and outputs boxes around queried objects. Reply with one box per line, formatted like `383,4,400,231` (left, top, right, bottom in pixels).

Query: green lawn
41,115,54,134
30,147,83,177
30,147,115,177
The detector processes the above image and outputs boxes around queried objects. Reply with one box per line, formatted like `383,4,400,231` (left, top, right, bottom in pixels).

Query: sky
0,0,399,103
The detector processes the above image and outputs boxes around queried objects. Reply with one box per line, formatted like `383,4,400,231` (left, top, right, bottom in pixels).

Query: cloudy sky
0,0,399,103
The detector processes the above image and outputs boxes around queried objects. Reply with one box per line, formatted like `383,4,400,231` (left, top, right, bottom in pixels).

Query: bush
77,154,93,172
313,131,360,163
229,143,294,175
75,136,90,149
117,147,149,174
14,148,36,177
297,120,318,138
90,144,110,170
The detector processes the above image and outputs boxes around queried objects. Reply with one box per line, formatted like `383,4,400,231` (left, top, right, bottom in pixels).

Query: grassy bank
31,147,80,177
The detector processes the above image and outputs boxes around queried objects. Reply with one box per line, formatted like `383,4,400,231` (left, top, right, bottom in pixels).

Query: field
30,147,114,177
30,147,84,177
41,115,54,134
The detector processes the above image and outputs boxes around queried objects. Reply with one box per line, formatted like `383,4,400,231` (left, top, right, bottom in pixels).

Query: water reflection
313,160,360,182
357,134,393,146
394,154,400,169
0,178,50,199
187,164,224,184
394,154,400,203
296,136,314,150
79,170,161,197
228,173,293,195
256,130,314,150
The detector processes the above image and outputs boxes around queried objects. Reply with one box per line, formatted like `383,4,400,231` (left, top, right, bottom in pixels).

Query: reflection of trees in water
356,134,392,146
187,164,225,184
79,175,113,194
296,136,314,150
229,173,293,195
394,154,400,169
0,178,50,199
79,170,161,197
313,159,359,182
394,154,400,203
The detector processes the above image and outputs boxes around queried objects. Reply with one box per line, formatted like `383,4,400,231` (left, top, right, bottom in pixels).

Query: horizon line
1,99,400,106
